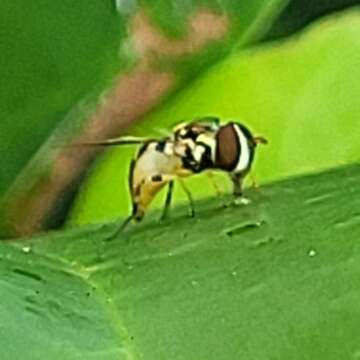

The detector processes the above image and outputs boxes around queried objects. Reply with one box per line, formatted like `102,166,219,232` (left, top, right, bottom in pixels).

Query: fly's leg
206,171,224,198
178,179,195,218
249,172,259,188
230,172,243,197
105,159,138,240
230,172,251,206
160,180,174,221
105,214,134,241
105,202,144,240
206,171,229,208
151,175,195,218
107,173,195,240
118,215,134,233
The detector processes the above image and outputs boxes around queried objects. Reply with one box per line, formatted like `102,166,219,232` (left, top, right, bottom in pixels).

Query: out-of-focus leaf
0,0,123,195
265,0,360,41
2,164,360,359
70,8,360,226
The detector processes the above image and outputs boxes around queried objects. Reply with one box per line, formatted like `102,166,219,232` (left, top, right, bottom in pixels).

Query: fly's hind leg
105,159,139,241
118,215,134,233
107,172,195,240
151,174,195,218
104,214,134,241
105,201,145,241
178,179,195,218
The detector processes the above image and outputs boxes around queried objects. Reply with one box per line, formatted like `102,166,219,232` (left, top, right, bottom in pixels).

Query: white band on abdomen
233,124,250,173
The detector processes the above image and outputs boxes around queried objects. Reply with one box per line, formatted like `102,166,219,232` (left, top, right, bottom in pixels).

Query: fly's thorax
214,122,256,173
173,117,220,142
173,138,196,158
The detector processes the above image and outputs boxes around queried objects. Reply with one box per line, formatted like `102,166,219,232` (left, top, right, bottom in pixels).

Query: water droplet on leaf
22,246,31,253
308,249,317,257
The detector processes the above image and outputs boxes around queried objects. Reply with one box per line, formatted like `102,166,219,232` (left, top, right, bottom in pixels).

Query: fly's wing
191,116,220,129
151,127,173,137
73,136,157,147
172,116,219,130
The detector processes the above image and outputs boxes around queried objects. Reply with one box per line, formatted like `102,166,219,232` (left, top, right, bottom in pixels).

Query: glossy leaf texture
70,7,360,225
1,163,360,359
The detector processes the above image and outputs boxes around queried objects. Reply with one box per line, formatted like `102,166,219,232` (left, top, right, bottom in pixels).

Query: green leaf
2,163,360,359
265,0,360,41
0,0,123,195
70,8,360,226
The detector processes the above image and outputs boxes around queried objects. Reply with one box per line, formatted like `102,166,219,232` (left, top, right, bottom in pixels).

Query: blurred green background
0,0,124,195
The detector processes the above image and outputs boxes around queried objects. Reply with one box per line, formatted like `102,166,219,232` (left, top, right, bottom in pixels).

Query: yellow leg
178,179,195,217
150,174,195,218
206,171,224,198
160,181,174,221
249,172,259,188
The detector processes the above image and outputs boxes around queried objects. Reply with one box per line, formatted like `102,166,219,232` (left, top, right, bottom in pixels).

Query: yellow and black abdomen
128,141,187,221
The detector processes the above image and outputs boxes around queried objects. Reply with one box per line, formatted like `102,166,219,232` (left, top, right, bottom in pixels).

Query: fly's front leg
206,171,228,208
206,171,224,198
230,172,243,197
230,172,251,206
105,159,138,240
249,172,259,188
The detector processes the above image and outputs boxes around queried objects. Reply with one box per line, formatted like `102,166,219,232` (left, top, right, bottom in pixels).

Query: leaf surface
2,163,360,359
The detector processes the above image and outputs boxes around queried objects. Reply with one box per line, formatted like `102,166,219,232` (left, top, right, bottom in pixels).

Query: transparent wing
74,136,157,147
